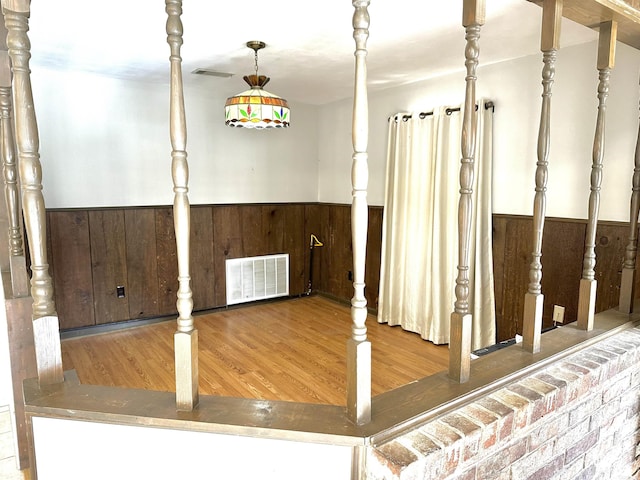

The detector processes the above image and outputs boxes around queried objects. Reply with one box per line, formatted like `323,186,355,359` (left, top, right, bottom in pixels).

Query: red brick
403,430,441,457
440,413,481,462
508,437,527,463
524,454,563,480
441,413,481,437
570,463,595,480
506,384,544,422
546,366,589,403
565,429,598,464
590,347,622,372
420,421,462,448
530,373,567,410
373,440,418,476
510,440,553,478
602,372,632,403
461,404,498,449
572,356,604,375
451,467,476,480
554,418,590,454
561,361,600,389
597,342,627,355
490,391,531,429
507,383,543,401
528,413,568,450
420,422,462,477
584,351,619,380
533,372,568,390
567,393,602,426
477,396,514,417
477,449,510,478
619,387,640,419
365,326,640,480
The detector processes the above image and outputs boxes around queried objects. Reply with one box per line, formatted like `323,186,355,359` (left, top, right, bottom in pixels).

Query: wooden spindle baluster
4,3,63,385
620,81,640,314
449,0,485,384
578,21,616,330
166,0,198,411
347,0,371,426
523,0,562,354
0,48,27,297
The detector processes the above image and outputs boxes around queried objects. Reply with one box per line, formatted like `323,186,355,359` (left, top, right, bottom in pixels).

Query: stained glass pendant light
224,41,290,129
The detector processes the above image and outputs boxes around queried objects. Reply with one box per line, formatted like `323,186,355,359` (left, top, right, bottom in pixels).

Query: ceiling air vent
191,68,233,78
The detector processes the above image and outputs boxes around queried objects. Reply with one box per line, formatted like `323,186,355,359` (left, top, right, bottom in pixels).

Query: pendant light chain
254,48,260,79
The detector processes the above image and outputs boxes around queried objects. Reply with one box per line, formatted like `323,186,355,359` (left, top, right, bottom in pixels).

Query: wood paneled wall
47,204,307,330
46,205,635,344
304,204,382,311
492,214,640,342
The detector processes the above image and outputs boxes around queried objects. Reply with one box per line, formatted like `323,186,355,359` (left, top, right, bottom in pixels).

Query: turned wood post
3,1,63,385
620,80,640,314
523,0,562,354
0,44,27,297
347,0,371,425
577,21,616,330
449,0,485,383
166,0,198,411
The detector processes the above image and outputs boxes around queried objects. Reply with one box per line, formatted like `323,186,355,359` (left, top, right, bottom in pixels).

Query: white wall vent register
225,254,289,305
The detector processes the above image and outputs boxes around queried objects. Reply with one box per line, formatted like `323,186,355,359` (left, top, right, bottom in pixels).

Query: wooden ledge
23,371,364,446
528,0,640,50
23,306,637,447
369,306,635,444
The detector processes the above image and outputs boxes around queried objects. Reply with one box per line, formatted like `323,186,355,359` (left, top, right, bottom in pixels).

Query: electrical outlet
552,305,565,324
116,285,126,298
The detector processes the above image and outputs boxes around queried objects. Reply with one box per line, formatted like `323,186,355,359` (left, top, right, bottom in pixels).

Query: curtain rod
389,101,495,122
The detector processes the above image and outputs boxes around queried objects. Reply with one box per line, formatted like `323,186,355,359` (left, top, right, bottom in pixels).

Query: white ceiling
27,0,597,106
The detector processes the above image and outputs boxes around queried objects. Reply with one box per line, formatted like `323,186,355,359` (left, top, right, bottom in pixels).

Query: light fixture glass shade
225,42,290,129
225,79,290,129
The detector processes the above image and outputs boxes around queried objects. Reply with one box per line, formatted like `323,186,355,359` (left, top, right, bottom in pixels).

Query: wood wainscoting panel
366,206,383,311
212,205,244,307
539,219,585,328
494,215,531,341
593,223,631,313
155,207,178,315
304,203,331,296
493,215,639,342
124,208,160,320
256,204,307,296
279,204,306,296
190,206,215,312
263,204,285,253
48,210,95,329
306,204,383,311
492,215,507,342
240,205,263,257
213,204,307,305
328,205,353,302
89,210,129,324
46,205,639,343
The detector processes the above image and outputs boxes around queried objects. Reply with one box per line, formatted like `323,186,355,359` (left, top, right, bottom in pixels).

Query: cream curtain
377,102,495,351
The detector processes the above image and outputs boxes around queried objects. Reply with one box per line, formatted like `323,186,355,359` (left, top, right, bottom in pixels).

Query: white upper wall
27,40,640,222
31,69,319,209
317,40,640,222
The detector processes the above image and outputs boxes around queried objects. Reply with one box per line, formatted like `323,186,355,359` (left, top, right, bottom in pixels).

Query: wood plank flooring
61,296,449,406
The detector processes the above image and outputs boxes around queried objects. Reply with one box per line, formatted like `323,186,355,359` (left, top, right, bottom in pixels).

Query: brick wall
367,326,640,479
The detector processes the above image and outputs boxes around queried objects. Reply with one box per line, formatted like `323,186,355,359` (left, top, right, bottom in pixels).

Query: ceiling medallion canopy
224,41,290,129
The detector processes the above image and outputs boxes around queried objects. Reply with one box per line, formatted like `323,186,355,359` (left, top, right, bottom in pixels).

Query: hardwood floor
61,296,449,406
